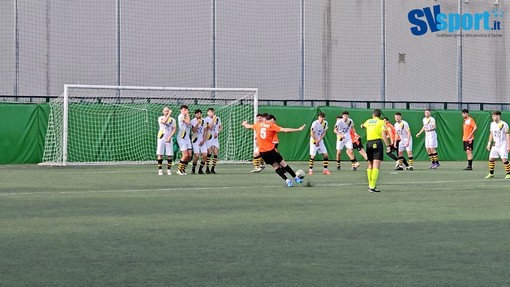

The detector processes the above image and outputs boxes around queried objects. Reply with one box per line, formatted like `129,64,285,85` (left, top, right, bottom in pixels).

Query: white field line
0,178,506,197
0,170,146,175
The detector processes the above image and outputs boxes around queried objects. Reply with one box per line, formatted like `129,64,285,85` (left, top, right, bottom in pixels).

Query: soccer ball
295,169,306,179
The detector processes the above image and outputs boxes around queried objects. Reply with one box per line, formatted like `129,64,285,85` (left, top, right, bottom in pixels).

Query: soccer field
1,161,509,287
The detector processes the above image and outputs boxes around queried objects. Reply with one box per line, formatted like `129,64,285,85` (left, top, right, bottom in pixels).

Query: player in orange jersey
462,109,477,170
268,116,280,149
242,114,306,187
250,113,266,173
350,129,368,162
383,117,407,169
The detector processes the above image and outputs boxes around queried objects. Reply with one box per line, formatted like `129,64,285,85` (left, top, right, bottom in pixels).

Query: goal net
41,85,258,166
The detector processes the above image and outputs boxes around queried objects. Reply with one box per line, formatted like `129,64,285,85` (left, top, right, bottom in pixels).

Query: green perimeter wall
0,103,50,164
1,102,509,164
258,106,504,163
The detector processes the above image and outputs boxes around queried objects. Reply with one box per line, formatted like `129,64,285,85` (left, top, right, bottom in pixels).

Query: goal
41,85,258,166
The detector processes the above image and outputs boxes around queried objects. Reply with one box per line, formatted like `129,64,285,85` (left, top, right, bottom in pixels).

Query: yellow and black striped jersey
190,118,206,143
178,113,191,139
310,120,328,143
157,116,175,140
490,120,509,148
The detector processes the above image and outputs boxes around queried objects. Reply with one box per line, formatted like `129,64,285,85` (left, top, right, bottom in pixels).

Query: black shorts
260,149,284,166
463,140,474,151
353,139,364,151
388,140,399,153
366,139,384,161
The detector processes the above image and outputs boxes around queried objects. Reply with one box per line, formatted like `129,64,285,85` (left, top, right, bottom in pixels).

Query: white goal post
41,84,258,166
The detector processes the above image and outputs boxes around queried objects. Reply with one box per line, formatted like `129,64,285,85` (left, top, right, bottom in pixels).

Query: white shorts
193,141,208,154
489,145,509,159
177,137,192,151
336,139,353,151
425,133,438,149
310,141,328,156
206,137,220,149
398,139,413,152
156,138,173,156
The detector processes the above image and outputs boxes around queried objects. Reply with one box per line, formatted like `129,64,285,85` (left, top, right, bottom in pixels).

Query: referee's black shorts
260,148,284,166
366,139,384,161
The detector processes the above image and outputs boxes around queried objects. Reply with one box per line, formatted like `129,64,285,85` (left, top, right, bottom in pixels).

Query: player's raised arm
192,119,200,133
201,124,209,146
280,124,306,133
168,118,176,139
183,113,190,124
160,108,172,124
242,121,254,129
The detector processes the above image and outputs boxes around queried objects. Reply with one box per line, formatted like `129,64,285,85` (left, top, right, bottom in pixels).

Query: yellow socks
367,168,380,188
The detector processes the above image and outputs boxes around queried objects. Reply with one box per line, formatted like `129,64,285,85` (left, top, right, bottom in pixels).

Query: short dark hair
342,111,349,115
180,105,189,110
373,109,382,118
462,109,469,114
266,114,276,121
318,112,326,118
256,113,263,117
425,108,431,112
395,112,402,116
207,107,215,112
262,113,268,117
492,111,501,116
194,109,202,115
